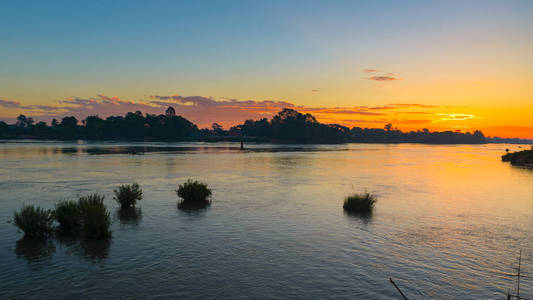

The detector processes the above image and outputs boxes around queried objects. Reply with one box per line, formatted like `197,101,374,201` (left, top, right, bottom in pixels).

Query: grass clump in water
78,194,111,239
113,183,143,208
343,192,377,214
176,179,212,209
13,205,54,239
54,200,82,235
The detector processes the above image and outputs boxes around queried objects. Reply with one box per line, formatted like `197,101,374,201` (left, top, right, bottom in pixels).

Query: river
0,141,532,299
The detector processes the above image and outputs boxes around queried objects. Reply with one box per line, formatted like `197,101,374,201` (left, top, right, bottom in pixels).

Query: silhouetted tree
0,108,488,144
60,116,78,127
85,116,105,139
16,115,34,128
165,106,176,117
211,123,224,135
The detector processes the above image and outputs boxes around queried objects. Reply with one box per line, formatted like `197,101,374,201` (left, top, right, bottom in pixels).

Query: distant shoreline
1,108,489,144
1,137,531,145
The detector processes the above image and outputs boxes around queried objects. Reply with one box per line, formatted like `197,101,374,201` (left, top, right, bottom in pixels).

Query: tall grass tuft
113,183,143,208
13,205,54,239
343,192,377,214
54,200,81,235
176,179,212,209
78,194,111,239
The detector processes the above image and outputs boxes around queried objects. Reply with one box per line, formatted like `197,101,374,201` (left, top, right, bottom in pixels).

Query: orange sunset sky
1,1,532,138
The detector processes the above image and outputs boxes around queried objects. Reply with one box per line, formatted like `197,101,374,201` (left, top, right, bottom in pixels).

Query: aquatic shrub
13,205,54,239
113,183,143,208
176,179,212,208
78,194,111,239
343,193,377,214
54,200,81,235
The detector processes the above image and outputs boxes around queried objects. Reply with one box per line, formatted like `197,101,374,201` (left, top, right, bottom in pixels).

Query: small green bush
176,179,212,206
343,192,377,214
54,200,81,235
78,194,111,239
13,205,54,239
113,183,143,208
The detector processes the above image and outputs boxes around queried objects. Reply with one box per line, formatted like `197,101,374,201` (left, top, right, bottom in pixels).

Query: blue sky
1,0,532,136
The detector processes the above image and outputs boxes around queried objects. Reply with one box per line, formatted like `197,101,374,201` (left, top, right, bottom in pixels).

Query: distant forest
0,107,488,144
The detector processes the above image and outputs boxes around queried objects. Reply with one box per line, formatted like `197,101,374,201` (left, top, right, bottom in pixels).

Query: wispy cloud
0,99,22,109
369,76,397,82
400,111,436,115
388,103,438,108
298,107,386,116
0,94,473,130
363,68,399,82
147,95,296,127
435,113,479,122
323,118,432,125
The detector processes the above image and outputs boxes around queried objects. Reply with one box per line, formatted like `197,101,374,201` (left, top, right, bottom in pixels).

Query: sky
0,0,532,138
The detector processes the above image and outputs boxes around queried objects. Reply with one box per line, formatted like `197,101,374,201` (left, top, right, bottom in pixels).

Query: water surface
1,141,532,299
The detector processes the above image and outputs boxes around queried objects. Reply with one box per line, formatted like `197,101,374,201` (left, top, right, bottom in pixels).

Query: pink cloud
369,76,397,82
0,94,453,129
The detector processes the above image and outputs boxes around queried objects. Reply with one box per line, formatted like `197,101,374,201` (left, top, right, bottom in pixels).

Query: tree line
0,107,487,144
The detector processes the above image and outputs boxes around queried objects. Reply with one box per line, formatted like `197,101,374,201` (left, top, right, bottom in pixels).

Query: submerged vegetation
501,148,533,167
0,107,488,144
13,205,54,239
78,194,111,239
343,193,377,214
13,194,112,240
114,183,143,208
54,200,82,235
177,179,212,209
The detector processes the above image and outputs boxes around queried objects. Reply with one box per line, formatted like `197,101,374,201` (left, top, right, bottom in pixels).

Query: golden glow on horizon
1,95,532,139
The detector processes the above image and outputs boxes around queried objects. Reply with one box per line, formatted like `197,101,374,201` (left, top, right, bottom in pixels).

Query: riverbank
502,149,533,167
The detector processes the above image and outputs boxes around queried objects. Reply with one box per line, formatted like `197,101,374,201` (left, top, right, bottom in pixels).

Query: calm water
1,141,532,299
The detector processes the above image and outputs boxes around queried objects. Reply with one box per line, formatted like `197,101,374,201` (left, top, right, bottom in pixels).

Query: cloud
435,113,479,122
0,94,466,130
400,111,436,115
0,99,22,108
3,94,298,127
0,99,61,111
299,107,385,116
368,76,397,82
148,95,295,127
388,103,439,108
363,68,400,82
362,68,400,81
322,118,432,125
358,104,438,110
